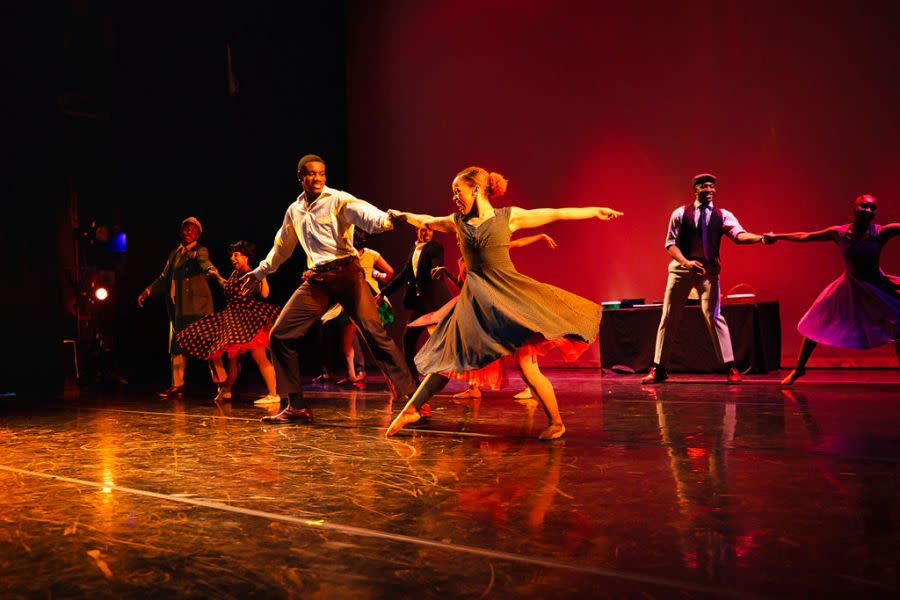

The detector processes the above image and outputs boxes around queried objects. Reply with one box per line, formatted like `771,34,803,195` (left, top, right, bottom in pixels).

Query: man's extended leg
264,280,330,423
339,265,418,398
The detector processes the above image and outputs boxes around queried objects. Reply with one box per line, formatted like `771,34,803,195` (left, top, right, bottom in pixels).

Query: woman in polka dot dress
177,241,281,403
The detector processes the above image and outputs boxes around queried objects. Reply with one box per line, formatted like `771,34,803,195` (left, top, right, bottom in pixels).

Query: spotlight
94,287,109,301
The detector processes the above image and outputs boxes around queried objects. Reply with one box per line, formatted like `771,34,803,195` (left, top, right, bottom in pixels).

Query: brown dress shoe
158,386,184,398
640,367,668,384
261,407,314,424
726,367,743,384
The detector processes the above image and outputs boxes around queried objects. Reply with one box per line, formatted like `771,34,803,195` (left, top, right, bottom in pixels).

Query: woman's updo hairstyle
228,240,257,262
455,166,508,198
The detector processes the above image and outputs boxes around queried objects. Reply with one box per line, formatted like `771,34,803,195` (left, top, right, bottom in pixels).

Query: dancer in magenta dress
384,166,623,440
764,195,900,385
177,241,281,402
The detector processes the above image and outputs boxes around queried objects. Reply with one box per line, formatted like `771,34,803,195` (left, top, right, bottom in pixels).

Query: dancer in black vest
642,173,768,384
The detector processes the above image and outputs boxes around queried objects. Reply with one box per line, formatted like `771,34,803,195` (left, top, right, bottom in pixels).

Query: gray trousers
652,261,734,367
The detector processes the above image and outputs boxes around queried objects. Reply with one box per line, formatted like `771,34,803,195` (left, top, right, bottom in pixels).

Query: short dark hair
228,240,256,262
297,154,325,175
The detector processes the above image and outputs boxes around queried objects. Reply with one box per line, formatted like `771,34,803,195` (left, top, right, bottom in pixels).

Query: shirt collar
298,186,334,208
693,199,714,210
180,241,198,251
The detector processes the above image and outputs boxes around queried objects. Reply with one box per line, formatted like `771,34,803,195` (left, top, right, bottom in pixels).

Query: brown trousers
269,259,417,399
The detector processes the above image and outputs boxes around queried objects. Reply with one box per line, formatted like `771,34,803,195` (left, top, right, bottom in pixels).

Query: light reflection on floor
0,369,897,598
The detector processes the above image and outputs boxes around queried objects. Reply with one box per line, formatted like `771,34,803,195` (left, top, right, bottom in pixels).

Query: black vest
676,203,724,266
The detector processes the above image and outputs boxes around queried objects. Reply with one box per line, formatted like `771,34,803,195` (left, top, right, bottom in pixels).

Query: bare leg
172,354,187,387
517,353,565,440
338,322,358,382
209,355,227,385
215,354,238,400
385,373,449,436
513,385,534,400
782,337,817,386
249,347,277,396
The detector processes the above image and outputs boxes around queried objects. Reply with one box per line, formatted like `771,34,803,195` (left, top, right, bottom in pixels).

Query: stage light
111,232,126,253
94,287,109,301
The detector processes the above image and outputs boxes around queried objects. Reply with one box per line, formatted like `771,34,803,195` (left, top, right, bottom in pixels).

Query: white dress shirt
411,242,427,277
254,185,392,276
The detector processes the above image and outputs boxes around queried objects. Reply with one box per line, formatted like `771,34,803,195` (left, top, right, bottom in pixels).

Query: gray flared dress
414,207,602,388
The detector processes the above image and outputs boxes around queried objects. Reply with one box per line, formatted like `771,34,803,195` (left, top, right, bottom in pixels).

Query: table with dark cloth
599,301,781,373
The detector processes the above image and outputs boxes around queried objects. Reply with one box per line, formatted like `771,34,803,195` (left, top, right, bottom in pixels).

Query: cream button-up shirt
254,186,393,276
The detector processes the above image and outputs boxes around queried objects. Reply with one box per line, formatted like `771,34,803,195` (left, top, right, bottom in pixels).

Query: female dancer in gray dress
385,166,622,440
765,194,899,385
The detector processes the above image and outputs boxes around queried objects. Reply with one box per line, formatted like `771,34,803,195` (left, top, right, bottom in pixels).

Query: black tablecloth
599,301,781,373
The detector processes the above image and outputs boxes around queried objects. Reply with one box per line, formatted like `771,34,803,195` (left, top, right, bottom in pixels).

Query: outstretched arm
140,250,175,306
508,206,623,232
734,231,766,245
387,210,455,233
763,226,840,244
509,233,558,249
881,223,900,240
372,254,394,281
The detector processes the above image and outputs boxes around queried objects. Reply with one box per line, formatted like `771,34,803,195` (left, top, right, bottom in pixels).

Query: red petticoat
439,334,591,390
209,327,270,360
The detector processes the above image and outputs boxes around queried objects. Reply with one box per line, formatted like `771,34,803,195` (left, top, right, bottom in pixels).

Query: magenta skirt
797,271,900,349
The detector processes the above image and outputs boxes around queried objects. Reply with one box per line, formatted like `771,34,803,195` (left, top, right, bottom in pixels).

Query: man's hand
762,232,778,245
240,271,262,295
137,288,150,308
683,260,706,276
541,234,558,248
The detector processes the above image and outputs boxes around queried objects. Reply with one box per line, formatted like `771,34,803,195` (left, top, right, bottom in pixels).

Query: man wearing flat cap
139,216,226,397
241,154,419,424
642,173,768,384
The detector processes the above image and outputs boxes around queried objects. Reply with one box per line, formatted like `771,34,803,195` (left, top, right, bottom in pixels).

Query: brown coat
147,244,216,336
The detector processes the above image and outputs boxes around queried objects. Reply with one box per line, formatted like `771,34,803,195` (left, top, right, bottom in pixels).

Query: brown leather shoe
640,367,668,384
726,367,742,384
158,386,184,398
261,407,314,424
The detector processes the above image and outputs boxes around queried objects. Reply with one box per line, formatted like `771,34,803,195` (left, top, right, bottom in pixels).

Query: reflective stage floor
1,369,898,598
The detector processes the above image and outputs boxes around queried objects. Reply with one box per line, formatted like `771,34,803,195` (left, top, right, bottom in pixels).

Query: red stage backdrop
345,0,900,366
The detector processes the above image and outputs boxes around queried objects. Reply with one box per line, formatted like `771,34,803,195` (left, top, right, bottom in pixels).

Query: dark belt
312,255,357,272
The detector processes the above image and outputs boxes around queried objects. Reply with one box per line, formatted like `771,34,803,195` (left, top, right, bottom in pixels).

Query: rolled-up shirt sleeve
721,209,747,241
254,208,298,279
340,198,391,234
664,207,682,249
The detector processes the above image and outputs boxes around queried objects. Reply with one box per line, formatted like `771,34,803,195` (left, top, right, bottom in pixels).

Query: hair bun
487,172,508,198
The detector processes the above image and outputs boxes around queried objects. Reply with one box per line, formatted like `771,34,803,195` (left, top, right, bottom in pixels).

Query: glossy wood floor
1,369,898,598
